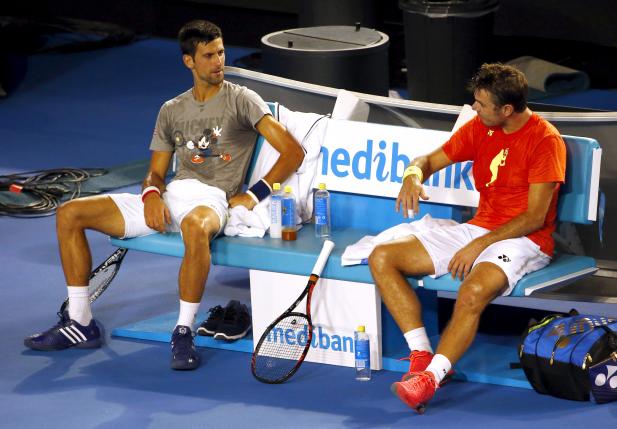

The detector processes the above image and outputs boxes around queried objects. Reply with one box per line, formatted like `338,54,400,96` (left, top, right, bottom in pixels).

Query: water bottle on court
269,182,282,239
281,185,297,241
354,325,371,381
314,183,331,238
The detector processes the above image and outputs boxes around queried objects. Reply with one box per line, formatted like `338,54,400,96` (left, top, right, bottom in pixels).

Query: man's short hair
467,63,528,113
178,20,223,57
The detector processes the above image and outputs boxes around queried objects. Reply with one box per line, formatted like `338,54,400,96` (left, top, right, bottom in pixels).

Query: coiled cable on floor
0,168,107,217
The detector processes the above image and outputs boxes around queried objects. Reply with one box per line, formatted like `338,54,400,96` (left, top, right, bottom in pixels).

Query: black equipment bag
518,310,617,403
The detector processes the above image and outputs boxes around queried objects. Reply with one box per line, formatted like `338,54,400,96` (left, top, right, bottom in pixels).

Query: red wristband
141,186,161,202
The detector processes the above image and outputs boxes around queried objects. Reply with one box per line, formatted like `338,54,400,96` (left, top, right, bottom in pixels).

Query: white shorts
413,223,550,295
109,179,229,239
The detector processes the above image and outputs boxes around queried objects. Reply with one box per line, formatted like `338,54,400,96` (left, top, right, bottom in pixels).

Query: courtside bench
110,106,602,388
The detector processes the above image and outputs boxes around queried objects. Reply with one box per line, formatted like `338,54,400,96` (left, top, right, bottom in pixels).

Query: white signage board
250,270,382,370
314,119,480,207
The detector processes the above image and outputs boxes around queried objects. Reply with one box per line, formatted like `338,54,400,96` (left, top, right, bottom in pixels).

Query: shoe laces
399,350,430,363
172,327,194,352
54,311,71,328
406,371,437,392
206,305,224,321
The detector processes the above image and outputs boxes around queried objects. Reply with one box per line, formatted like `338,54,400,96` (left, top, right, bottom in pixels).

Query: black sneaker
214,300,252,341
196,305,225,336
24,311,103,351
170,325,200,370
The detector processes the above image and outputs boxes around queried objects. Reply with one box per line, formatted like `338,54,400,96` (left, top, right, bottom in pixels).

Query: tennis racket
58,247,128,314
251,240,335,384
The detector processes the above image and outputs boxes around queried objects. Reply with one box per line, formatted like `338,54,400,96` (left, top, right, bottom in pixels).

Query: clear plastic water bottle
269,182,282,239
354,325,371,381
314,182,331,238
281,185,297,241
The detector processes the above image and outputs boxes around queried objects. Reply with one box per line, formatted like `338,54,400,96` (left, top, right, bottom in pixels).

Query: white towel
224,201,271,238
341,214,459,266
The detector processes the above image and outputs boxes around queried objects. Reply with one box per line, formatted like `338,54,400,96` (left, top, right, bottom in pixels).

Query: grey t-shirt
150,81,271,199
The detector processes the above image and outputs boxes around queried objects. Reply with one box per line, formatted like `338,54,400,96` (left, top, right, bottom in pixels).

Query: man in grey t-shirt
25,20,305,371
151,79,276,200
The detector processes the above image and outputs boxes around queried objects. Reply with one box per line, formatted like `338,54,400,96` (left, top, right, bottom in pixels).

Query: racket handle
312,240,335,276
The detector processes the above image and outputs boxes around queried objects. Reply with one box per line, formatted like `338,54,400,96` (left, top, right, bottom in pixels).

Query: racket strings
59,248,127,314
253,314,311,382
88,265,117,301
87,248,127,302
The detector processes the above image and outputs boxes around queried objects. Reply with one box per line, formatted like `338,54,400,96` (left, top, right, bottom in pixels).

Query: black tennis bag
518,311,617,403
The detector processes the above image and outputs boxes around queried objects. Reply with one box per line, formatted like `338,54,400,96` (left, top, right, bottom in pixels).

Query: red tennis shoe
391,370,438,414
400,350,433,381
400,350,455,385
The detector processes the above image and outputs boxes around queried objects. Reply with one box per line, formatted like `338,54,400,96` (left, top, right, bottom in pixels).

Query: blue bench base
112,312,254,354
111,311,531,389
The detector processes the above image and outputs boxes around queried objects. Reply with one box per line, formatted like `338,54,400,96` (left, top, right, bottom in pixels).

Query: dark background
2,0,617,91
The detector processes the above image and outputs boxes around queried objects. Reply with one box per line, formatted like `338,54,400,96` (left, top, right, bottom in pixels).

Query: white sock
403,327,433,353
176,300,201,329
67,286,92,326
426,353,452,385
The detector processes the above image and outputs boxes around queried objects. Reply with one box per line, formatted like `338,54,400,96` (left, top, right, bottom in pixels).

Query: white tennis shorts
109,179,229,239
413,222,551,295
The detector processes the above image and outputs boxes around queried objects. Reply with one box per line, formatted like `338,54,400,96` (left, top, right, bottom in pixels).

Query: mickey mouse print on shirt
173,125,231,164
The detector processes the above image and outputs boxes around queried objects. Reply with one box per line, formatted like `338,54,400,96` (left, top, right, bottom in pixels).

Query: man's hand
229,193,257,210
143,194,171,233
396,175,430,219
447,238,487,280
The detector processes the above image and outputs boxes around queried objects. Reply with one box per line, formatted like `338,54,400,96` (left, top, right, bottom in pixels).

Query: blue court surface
1,38,616,428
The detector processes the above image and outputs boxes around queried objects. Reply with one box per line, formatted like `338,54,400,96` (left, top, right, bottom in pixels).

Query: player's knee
181,213,214,248
455,281,491,315
368,244,394,272
56,200,84,230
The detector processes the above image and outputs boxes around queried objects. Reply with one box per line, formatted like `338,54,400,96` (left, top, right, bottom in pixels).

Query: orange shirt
442,113,566,256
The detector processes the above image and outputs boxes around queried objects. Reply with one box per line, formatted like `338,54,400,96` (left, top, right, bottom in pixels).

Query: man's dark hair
178,20,223,57
467,63,528,113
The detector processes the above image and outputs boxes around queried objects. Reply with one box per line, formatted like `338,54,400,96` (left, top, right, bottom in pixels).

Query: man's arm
448,181,558,280
142,151,173,233
229,114,305,209
397,147,454,218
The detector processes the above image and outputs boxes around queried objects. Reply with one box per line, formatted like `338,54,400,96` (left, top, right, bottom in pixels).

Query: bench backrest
324,135,601,233
558,135,601,224
247,104,601,233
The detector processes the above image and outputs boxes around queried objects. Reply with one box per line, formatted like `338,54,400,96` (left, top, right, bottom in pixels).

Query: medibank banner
315,120,480,207
250,270,382,370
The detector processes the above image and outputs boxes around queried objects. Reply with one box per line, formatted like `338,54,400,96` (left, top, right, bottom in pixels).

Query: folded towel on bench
224,203,270,237
342,214,458,266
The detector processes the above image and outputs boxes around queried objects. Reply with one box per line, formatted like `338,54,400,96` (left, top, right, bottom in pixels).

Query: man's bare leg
435,262,508,364
368,236,436,333
370,236,445,411
55,196,126,325
170,206,220,370
178,206,220,304
56,196,126,286
24,196,125,351
388,262,508,413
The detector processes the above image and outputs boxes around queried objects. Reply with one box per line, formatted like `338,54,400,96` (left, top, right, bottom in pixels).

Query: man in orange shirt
368,63,566,413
